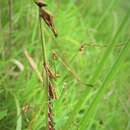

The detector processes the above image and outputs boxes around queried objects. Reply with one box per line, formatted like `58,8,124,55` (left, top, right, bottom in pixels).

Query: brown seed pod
39,8,58,37
79,43,86,52
35,1,58,37
52,52,58,60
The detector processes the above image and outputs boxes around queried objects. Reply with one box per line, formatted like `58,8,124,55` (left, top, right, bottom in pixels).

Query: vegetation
0,0,130,130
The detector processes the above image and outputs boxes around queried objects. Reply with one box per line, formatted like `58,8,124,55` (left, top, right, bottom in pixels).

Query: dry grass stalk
24,49,43,82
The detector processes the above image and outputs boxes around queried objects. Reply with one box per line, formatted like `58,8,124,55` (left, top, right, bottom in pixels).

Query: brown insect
35,0,58,37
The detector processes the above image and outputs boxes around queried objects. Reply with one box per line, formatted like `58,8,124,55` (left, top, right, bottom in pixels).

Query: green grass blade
89,9,130,84
78,38,130,130
0,110,7,120
14,95,22,130
95,0,119,29
62,9,130,130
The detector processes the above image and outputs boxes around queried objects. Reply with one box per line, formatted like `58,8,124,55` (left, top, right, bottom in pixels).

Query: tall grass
0,0,130,130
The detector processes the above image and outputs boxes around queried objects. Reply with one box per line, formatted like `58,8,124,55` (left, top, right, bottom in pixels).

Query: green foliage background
0,0,130,130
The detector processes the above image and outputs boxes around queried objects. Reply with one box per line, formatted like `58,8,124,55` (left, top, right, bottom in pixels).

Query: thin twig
24,49,43,82
84,43,125,48
39,6,55,130
39,13,50,130
53,51,93,87
35,1,58,129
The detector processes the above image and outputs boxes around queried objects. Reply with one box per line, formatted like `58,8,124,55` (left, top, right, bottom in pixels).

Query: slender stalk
39,14,49,130
0,2,1,31
8,0,13,44
39,8,55,130
95,0,118,29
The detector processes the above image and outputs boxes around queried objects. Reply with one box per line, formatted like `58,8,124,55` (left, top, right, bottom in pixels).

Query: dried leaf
44,63,57,79
35,1,58,37
40,8,58,37
24,49,43,82
49,82,58,99
35,0,47,8
12,59,24,72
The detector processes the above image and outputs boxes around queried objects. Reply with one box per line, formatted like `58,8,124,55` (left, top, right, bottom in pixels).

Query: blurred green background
0,0,130,130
